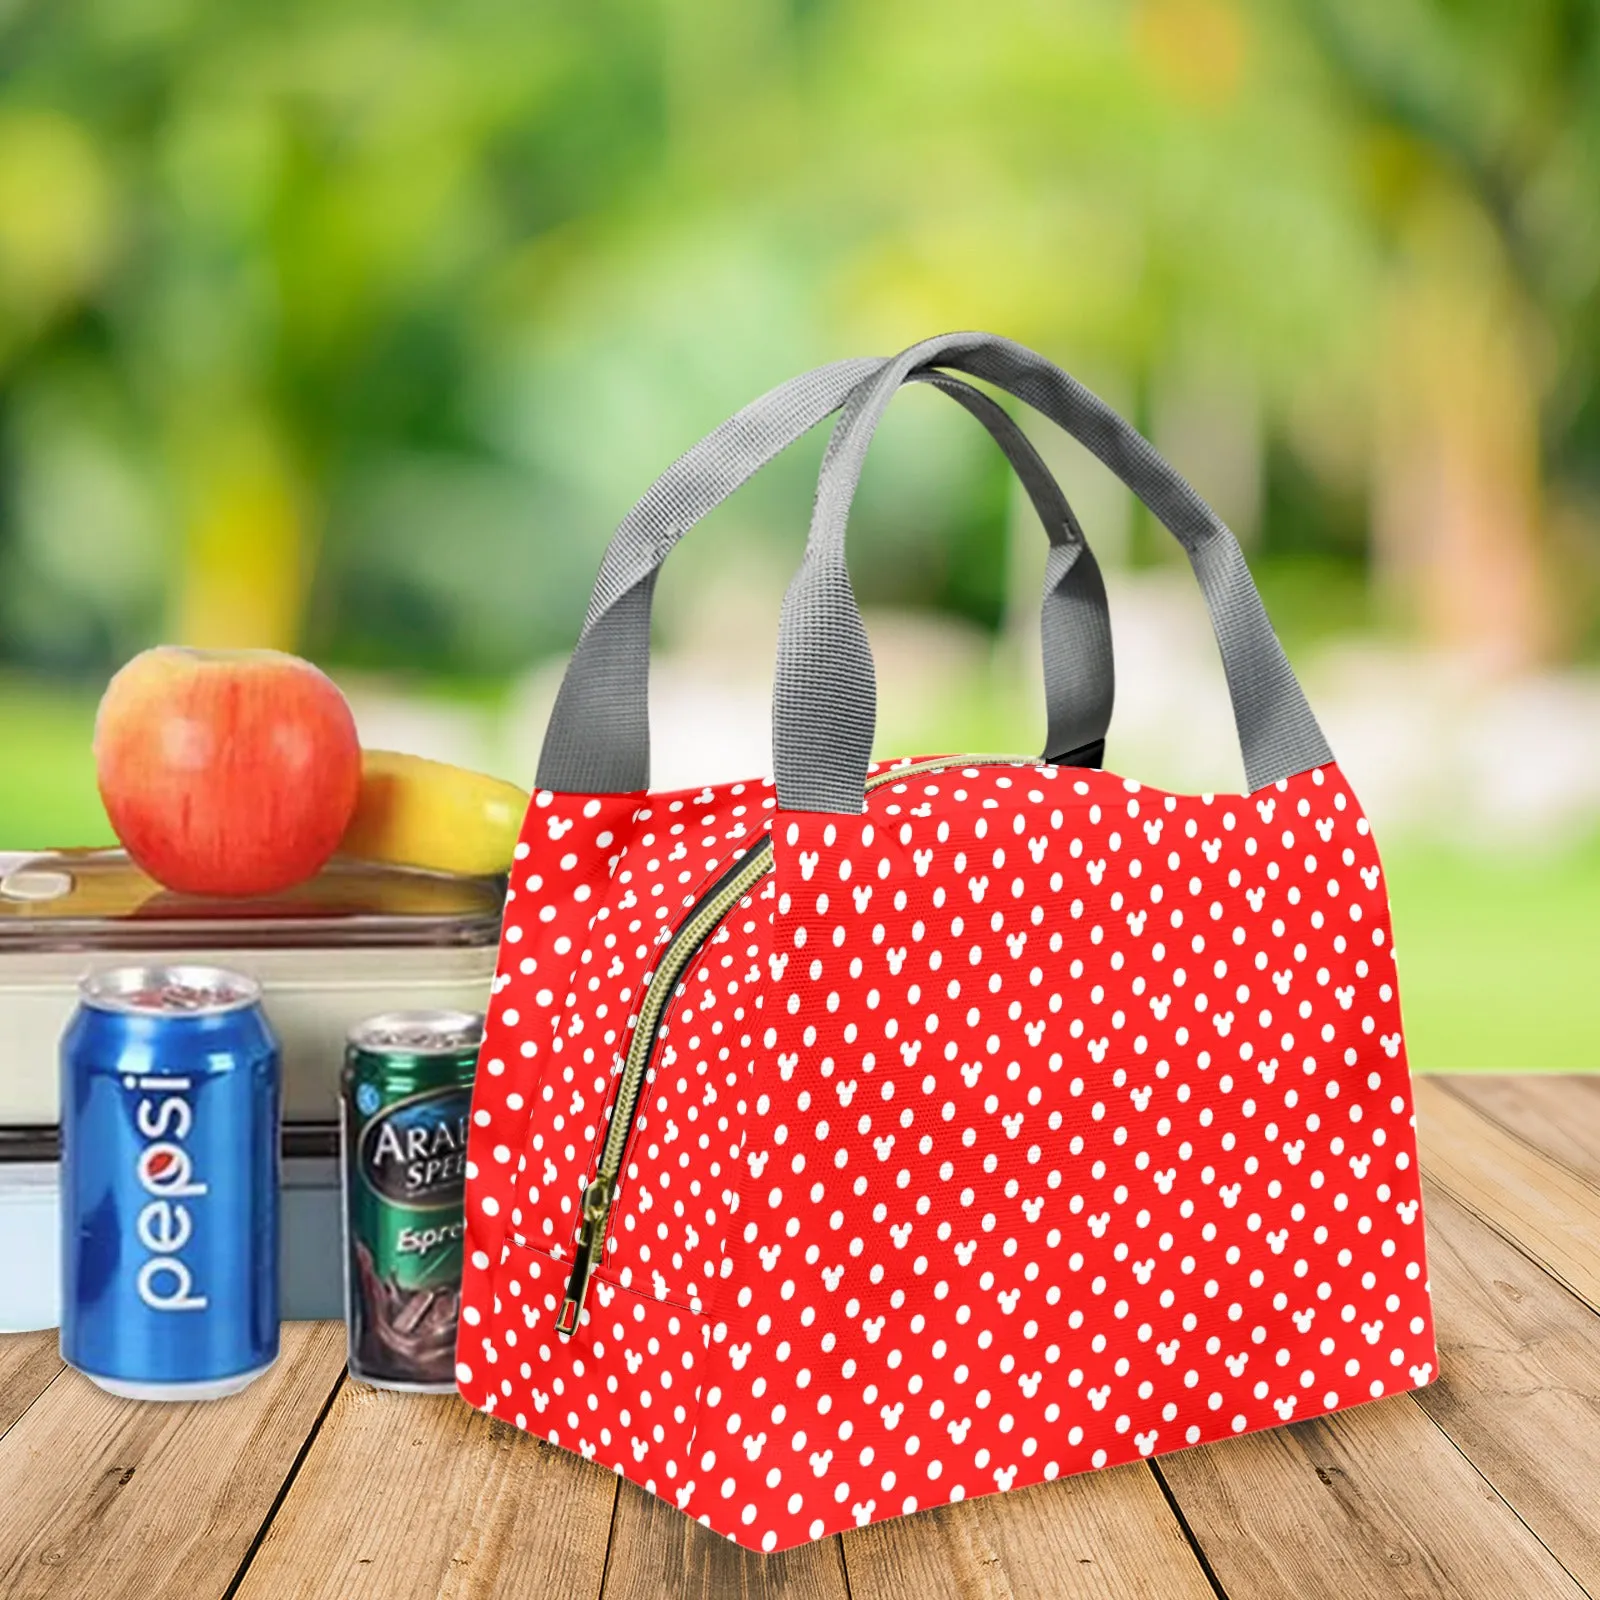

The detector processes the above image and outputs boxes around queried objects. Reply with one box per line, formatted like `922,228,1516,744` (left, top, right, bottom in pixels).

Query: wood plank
0,1334,64,1443
1416,1177,1600,1595
1157,1392,1588,1599
1413,1077,1600,1312
600,1480,849,1600
232,1383,616,1600
0,1321,346,1600
840,1463,1216,1600
1441,1075,1600,1186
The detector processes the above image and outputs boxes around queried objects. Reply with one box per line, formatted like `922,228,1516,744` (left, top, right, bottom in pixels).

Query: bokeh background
1,0,1596,1067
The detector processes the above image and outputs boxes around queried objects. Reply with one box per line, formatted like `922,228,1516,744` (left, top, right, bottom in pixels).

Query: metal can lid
348,1009,485,1055
80,964,262,1017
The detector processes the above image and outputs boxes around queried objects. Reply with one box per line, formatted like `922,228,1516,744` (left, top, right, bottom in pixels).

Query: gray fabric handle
913,371,1113,765
537,357,1114,792
775,332,1333,811
538,357,880,794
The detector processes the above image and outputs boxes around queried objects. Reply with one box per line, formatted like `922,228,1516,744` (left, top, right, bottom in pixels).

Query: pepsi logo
130,1074,208,1313
140,1147,177,1181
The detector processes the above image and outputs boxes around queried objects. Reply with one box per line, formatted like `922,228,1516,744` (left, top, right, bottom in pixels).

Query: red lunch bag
455,332,1437,1552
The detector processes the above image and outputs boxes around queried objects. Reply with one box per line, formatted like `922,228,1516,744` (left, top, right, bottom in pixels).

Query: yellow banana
338,750,528,878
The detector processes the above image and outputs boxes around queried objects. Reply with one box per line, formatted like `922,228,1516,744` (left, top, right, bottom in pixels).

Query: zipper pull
556,1179,612,1339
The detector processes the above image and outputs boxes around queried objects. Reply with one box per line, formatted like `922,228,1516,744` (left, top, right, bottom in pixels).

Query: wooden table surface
3,1074,1600,1599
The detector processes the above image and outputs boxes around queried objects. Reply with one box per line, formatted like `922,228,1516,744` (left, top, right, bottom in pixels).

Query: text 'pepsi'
60,965,281,1401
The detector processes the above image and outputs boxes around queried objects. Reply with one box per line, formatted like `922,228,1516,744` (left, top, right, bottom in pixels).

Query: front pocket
501,777,780,1271
553,758,1036,1337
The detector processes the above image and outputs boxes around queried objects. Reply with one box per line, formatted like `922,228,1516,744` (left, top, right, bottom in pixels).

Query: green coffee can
340,1009,483,1391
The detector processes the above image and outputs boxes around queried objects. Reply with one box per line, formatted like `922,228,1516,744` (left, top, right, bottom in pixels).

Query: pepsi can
60,965,281,1400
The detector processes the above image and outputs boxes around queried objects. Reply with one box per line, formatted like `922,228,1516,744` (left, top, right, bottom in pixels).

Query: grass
1,670,1594,1071
0,675,116,851
1384,838,1600,1072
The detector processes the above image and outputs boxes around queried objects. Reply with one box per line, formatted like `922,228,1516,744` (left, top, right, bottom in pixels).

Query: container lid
0,850,504,953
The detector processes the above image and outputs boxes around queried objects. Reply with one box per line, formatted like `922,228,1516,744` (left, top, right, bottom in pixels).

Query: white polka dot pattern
457,758,1436,1553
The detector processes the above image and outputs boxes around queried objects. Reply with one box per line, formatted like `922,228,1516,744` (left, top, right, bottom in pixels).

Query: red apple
94,647,363,897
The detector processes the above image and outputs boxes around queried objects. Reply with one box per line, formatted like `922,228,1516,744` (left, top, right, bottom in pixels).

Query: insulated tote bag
456,333,1437,1552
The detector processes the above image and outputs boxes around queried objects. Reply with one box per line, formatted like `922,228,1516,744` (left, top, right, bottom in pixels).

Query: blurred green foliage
1,1,1597,1068
2,0,1598,676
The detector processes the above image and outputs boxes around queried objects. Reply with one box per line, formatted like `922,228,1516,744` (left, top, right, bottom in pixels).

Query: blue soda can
60,965,281,1400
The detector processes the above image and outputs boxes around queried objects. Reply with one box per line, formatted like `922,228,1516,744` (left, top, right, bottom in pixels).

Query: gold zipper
555,754,1033,1337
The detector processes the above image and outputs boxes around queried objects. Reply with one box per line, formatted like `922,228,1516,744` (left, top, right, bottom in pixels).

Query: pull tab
556,1179,612,1340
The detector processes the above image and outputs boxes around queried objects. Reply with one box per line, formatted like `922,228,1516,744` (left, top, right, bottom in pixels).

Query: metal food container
0,850,503,1331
